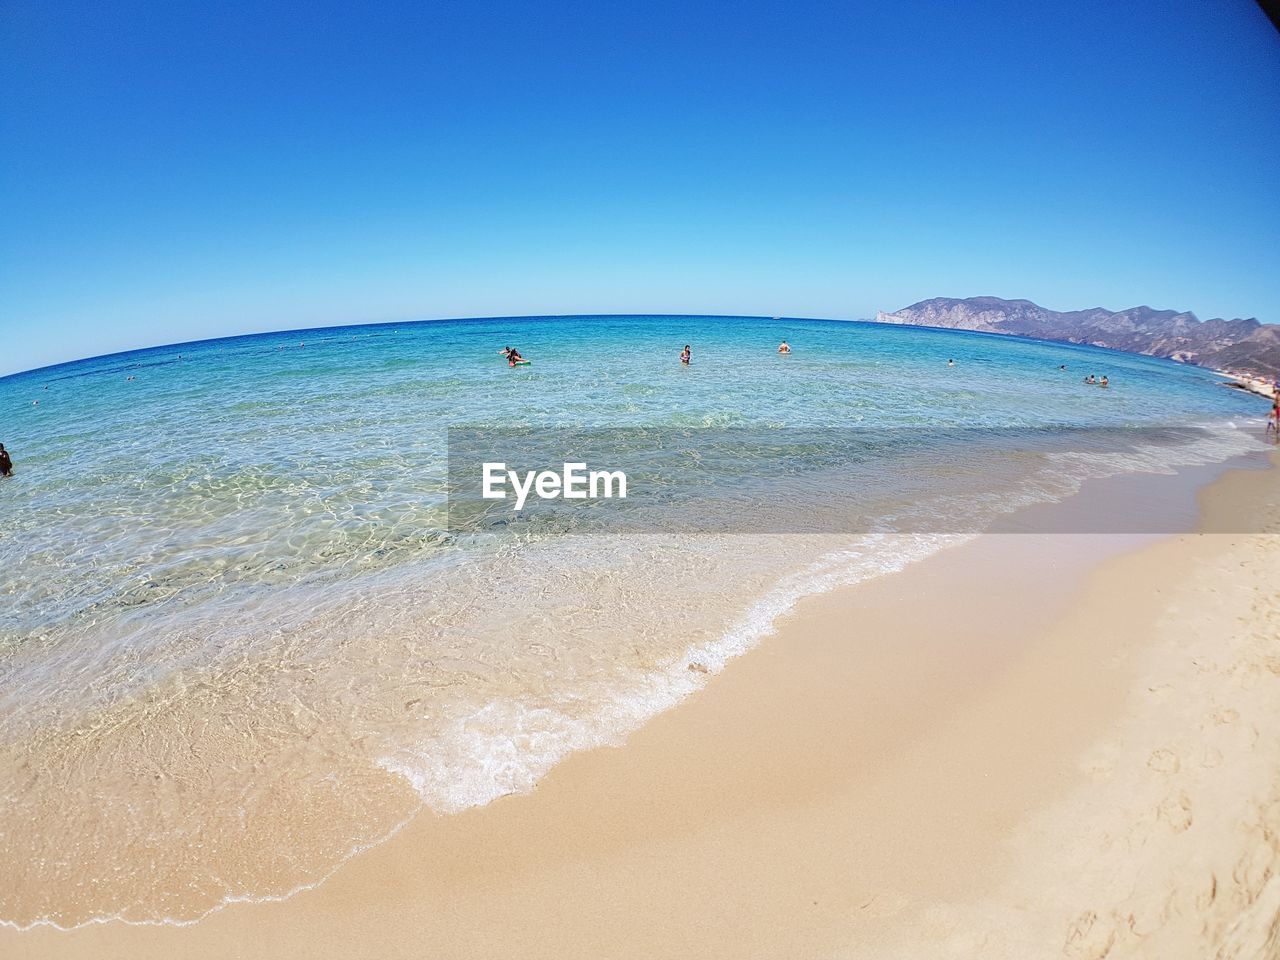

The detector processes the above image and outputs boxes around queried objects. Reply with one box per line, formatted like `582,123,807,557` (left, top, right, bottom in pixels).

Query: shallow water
0,315,1271,927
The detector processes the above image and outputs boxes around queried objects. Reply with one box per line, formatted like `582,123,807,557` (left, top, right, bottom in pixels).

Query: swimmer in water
501,346,526,366
0,443,12,477
1084,374,1097,384
680,344,691,365
1100,376,1109,387
947,358,955,367
778,341,791,354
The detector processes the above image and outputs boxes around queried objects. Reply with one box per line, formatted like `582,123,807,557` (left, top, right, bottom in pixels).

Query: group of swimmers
1053,363,1111,387
679,341,790,366
678,347,1117,390
501,340,793,369
489,341,1280,445
501,343,1124,394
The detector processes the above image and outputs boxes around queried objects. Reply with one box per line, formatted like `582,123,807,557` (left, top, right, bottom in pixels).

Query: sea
0,314,1271,927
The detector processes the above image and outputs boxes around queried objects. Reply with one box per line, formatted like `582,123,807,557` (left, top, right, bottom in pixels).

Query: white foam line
378,420,1272,819
9,417,1268,930
378,532,971,815
6,536,964,931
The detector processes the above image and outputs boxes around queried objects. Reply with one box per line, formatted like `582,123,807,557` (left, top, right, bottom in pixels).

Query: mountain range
874,297,1280,384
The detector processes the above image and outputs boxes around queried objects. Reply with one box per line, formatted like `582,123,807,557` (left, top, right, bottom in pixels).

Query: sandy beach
1217,370,1279,402
2,450,1275,959
6,1,1278,953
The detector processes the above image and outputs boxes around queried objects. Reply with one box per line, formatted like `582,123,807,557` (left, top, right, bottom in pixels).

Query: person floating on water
0,443,13,478
680,344,691,365
778,340,791,354
1059,364,1067,371
500,346,528,366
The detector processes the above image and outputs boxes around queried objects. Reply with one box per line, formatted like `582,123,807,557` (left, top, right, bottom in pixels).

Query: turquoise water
0,315,1270,927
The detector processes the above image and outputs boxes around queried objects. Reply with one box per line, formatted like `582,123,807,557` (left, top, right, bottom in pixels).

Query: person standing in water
0,443,13,478
680,344,691,365
778,340,790,354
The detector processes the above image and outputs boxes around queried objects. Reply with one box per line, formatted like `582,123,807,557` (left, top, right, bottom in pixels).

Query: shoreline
1214,368,1278,401
4,449,1277,958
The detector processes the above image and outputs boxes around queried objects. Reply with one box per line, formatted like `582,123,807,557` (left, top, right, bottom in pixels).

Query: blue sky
2,0,1278,376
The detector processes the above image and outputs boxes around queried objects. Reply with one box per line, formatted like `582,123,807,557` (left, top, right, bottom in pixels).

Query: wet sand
5,452,1279,959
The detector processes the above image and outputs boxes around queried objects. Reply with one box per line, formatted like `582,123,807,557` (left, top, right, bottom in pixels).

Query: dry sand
4,453,1279,959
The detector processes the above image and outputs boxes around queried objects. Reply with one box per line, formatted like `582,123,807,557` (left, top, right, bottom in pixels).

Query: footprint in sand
1210,708,1240,725
1198,745,1224,768
1232,840,1276,898
1157,791,1193,833
1063,910,1118,959
1147,748,1180,775
1194,872,1218,911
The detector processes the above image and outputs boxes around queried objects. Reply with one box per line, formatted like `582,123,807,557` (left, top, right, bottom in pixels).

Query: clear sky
2,0,1278,376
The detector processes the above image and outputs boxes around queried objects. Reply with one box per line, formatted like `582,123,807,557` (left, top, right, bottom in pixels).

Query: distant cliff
874,297,1280,383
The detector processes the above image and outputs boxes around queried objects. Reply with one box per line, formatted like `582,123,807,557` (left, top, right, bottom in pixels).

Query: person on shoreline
778,340,790,354
0,444,13,478
1268,398,1280,437
680,344,691,365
